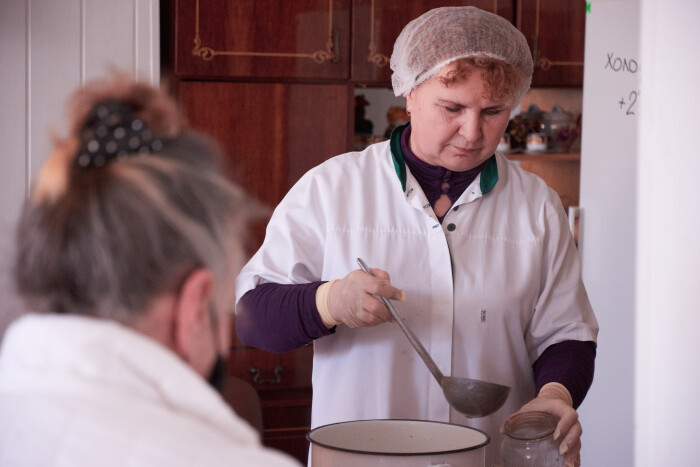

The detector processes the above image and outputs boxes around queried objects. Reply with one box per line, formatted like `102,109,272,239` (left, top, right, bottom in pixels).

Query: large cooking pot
307,419,489,466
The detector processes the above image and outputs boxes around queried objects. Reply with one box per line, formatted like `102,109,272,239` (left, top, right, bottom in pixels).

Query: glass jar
500,411,563,466
497,133,511,153
525,132,548,153
541,105,575,152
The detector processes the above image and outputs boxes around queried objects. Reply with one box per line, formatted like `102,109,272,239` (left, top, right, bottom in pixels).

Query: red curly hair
437,56,525,103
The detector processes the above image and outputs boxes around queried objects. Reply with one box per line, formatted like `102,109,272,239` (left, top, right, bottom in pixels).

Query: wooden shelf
505,152,581,211
505,152,580,162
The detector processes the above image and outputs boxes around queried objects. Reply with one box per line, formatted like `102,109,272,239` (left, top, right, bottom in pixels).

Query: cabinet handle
249,365,284,384
532,34,540,68
331,28,340,64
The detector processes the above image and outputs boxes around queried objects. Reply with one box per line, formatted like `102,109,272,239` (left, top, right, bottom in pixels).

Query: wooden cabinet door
175,0,351,80
228,329,314,464
178,81,352,210
517,0,586,87
351,0,515,86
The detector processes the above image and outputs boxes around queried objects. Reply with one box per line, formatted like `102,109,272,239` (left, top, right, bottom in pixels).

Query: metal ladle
357,258,510,418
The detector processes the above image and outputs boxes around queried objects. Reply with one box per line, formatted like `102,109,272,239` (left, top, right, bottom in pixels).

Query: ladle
357,258,510,418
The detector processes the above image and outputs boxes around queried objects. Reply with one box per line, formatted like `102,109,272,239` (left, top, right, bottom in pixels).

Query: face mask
205,302,227,393
207,353,227,393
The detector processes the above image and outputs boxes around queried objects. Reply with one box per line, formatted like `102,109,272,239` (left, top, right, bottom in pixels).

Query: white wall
0,0,160,340
636,1,700,465
354,86,407,139
579,0,700,465
577,2,639,465
0,1,31,339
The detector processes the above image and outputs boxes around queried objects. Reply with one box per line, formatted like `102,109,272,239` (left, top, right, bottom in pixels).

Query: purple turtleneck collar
400,125,486,220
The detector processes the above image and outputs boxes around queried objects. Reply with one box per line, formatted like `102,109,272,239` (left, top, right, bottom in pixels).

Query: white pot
307,419,489,467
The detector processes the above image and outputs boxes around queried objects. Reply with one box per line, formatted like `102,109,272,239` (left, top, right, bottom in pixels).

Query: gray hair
13,80,256,323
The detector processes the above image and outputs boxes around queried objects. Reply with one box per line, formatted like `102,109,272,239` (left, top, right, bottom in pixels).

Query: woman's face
406,64,514,172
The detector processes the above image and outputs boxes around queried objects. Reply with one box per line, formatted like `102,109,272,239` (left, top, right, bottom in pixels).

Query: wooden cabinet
351,0,585,88
517,0,586,87
177,80,351,209
178,80,347,463
165,4,353,463
169,0,588,90
506,153,581,211
351,0,514,85
174,0,351,80
171,75,350,467
227,330,314,462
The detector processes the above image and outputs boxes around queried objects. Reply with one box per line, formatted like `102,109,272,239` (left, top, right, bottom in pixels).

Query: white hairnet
390,6,534,99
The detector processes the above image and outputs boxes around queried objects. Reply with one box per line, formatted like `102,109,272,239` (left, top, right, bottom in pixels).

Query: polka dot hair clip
75,99,163,168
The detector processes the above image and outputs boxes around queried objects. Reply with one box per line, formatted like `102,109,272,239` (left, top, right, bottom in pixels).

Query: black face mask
205,301,227,393
207,353,227,393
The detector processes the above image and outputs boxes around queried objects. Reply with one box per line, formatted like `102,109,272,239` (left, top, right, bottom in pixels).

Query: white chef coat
0,314,300,467
236,137,598,464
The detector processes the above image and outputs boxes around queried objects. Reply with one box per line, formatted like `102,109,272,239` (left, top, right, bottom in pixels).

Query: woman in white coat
0,78,299,467
236,7,598,467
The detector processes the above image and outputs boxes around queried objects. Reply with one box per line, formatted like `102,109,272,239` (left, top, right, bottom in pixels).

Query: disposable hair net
390,6,533,100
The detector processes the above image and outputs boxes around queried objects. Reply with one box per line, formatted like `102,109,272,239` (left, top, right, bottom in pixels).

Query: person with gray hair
0,77,300,467
236,7,597,467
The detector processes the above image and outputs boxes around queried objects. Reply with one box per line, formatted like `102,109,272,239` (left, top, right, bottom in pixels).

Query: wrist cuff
316,279,341,328
539,382,574,407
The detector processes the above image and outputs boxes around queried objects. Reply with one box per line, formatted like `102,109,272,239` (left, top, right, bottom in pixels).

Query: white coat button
447,223,456,231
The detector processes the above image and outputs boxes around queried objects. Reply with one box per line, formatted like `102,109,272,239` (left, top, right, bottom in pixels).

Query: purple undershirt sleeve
235,281,335,353
532,340,597,409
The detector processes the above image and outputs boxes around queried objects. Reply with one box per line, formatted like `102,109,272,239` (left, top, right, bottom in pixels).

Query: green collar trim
480,155,499,195
389,123,409,192
389,123,499,196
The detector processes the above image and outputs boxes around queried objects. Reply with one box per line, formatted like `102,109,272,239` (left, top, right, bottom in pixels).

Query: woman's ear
405,91,414,114
172,268,215,372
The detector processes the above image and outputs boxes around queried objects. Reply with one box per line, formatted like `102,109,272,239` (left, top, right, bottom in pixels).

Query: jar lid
520,104,542,120
503,411,557,441
543,105,573,123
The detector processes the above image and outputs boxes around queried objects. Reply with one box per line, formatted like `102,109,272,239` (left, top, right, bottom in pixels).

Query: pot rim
307,418,490,457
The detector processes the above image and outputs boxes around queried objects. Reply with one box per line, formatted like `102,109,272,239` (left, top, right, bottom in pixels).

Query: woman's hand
326,268,404,328
501,384,582,467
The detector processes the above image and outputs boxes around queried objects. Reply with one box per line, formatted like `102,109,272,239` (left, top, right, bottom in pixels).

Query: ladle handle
357,258,445,384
